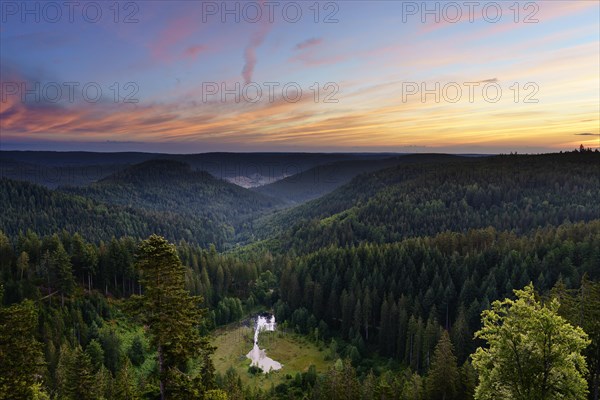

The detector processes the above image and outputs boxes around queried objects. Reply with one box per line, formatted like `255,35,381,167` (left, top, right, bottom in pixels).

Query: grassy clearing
211,324,334,390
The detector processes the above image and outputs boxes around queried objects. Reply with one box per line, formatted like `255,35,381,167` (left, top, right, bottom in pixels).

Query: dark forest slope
256,153,600,253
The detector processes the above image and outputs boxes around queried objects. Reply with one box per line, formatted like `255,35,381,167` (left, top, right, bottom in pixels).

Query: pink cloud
0,66,322,144
150,15,203,63
242,1,273,84
289,38,345,66
295,37,323,51
183,45,207,59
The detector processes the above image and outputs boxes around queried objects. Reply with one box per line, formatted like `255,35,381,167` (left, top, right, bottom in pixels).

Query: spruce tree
553,277,600,400
127,335,146,367
318,359,360,400
57,345,97,400
114,358,141,400
134,235,213,399
0,288,44,399
450,306,470,364
51,243,74,306
85,339,104,373
426,330,460,400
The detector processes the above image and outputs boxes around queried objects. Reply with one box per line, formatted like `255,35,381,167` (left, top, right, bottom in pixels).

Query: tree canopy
134,234,215,399
472,284,590,400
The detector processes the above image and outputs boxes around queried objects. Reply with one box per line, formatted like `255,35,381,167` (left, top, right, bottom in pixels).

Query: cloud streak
295,38,323,51
184,45,207,59
242,1,272,84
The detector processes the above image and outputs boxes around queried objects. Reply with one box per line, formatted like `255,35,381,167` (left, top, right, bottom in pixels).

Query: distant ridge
61,159,284,247
253,154,470,204
0,150,400,188
98,159,212,184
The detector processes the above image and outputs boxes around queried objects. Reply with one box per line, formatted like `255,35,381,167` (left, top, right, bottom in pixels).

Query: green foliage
317,359,360,400
248,365,263,375
127,335,146,367
52,242,74,302
553,277,600,400
274,219,600,377
0,178,199,245
0,295,44,399
204,389,229,400
85,339,104,372
99,328,122,375
458,361,477,400
114,358,141,400
57,344,97,400
134,234,214,398
1,152,600,399
64,160,282,248
29,383,51,400
260,153,600,253
472,284,590,400
215,297,244,325
426,331,460,400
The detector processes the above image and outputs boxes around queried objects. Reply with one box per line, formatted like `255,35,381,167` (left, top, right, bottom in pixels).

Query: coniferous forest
3,0,599,397
1,150,599,400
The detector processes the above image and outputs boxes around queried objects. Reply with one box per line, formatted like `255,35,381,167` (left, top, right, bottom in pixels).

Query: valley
1,149,599,399
3,3,598,398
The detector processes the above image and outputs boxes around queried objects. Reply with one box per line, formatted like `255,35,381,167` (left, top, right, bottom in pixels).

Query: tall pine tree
0,286,45,399
426,330,460,400
133,235,215,399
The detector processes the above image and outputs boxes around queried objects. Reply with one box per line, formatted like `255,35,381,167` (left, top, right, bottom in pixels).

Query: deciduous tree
472,283,590,400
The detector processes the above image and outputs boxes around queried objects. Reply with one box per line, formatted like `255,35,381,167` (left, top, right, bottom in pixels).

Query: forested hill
1,160,287,248
2,151,600,399
252,155,453,205
1,151,398,189
63,159,283,224
0,177,225,245
256,152,600,253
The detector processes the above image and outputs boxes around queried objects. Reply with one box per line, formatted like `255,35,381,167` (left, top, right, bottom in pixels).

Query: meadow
211,323,334,390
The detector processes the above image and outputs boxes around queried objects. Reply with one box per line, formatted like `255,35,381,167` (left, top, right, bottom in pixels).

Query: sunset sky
1,0,599,153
